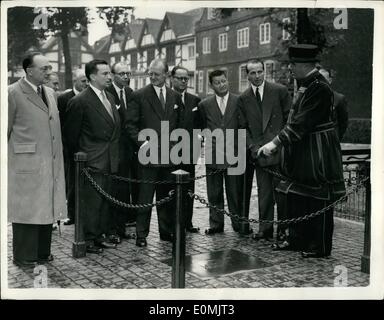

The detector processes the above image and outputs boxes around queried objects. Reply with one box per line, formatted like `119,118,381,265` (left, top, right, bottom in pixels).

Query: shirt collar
89,83,103,97
73,87,80,96
113,82,124,95
251,80,265,93
215,92,229,103
24,77,38,93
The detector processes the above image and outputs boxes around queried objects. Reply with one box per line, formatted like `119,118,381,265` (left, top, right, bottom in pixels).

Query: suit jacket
181,92,201,165
57,89,75,127
126,84,183,167
64,86,121,173
333,90,348,140
8,78,67,224
238,81,291,166
198,93,240,169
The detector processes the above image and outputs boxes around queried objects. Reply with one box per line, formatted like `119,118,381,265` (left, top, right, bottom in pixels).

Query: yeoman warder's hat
288,44,320,63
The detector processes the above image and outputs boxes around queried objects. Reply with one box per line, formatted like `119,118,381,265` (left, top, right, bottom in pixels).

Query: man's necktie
37,86,48,107
120,89,126,110
181,92,185,105
159,88,165,110
101,91,114,121
219,97,226,115
255,87,262,107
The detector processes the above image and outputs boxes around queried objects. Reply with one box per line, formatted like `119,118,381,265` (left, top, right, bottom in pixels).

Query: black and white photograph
1,0,383,302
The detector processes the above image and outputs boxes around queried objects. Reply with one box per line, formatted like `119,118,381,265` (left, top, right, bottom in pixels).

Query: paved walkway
6,164,369,290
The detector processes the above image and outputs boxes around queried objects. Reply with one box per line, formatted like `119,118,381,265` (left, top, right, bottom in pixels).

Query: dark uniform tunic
273,70,346,256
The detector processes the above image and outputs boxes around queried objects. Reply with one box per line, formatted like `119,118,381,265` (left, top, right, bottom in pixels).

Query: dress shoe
38,254,54,263
13,259,37,267
95,241,117,249
301,251,327,258
271,241,295,251
120,231,136,239
86,245,103,254
160,234,174,242
205,227,224,235
136,238,147,247
63,219,74,226
186,226,200,233
252,232,272,241
108,235,121,244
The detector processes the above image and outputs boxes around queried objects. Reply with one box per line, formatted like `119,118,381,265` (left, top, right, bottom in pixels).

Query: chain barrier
82,168,175,209
189,174,369,226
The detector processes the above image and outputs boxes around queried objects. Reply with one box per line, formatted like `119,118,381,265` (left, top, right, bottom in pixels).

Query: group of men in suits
9,46,347,261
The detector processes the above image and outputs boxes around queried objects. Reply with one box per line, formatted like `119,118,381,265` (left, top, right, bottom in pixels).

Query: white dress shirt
215,92,229,115
113,82,126,107
251,80,265,101
153,84,167,104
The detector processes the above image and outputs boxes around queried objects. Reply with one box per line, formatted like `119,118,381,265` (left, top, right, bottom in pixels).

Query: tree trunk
60,9,73,89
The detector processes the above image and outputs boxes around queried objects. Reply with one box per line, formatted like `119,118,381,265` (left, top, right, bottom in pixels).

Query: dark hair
209,69,227,84
245,59,264,73
22,52,43,72
85,59,109,80
171,65,189,77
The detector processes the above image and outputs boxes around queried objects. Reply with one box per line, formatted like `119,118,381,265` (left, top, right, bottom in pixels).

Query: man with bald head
8,52,67,266
58,68,88,225
126,58,183,247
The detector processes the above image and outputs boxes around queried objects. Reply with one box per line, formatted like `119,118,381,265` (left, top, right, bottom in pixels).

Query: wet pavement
6,163,370,290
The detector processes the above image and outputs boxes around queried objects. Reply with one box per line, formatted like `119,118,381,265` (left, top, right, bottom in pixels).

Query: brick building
195,8,292,97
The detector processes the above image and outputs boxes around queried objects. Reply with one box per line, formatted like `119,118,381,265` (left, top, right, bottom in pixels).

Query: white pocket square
192,107,198,112
174,104,179,110
116,104,121,110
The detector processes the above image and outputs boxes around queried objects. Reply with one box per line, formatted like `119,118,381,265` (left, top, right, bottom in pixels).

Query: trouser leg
206,167,224,229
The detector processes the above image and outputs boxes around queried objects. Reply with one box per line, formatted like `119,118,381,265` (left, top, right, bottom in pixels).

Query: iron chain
189,175,369,226
82,168,175,209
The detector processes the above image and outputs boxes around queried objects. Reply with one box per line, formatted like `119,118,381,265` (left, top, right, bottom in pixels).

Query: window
202,37,211,54
120,56,125,62
142,28,154,46
156,47,166,59
282,17,290,40
160,29,176,42
260,22,271,44
237,28,249,48
264,60,275,82
110,56,116,65
131,53,137,70
206,70,213,94
188,44,195,59
126,54,131,66
218,33,228,52
147,49,155,65
198,70,204,93
109,42,121,53
239,64,249,92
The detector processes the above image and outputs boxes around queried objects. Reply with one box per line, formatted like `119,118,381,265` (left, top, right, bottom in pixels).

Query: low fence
71,145,371,286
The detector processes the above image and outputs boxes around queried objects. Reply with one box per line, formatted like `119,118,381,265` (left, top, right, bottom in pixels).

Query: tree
7,7,46,75
43,7,90,88
97,7,134,36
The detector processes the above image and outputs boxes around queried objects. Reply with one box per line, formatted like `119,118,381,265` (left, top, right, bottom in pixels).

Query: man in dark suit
126,59,183,247
106,62,136,241
198,70,242,235
171,66,201,233
318,68,349,140
238,60,291,240
58,69,88,226
64,59,121,254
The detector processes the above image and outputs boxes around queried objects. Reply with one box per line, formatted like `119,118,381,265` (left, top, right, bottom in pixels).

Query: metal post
361,160,371,273
171,169,189,288
72,152,87,258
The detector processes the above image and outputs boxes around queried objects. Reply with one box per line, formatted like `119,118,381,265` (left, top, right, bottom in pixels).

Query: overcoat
8,78,67,224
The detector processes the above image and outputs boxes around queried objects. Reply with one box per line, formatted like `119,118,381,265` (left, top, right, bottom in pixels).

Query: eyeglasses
117,72,131,77
174,76,189,82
